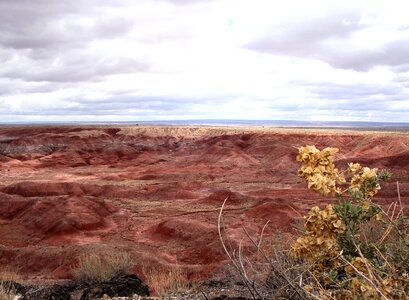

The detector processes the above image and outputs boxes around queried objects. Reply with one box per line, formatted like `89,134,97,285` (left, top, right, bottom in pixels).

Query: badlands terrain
0,125,408,282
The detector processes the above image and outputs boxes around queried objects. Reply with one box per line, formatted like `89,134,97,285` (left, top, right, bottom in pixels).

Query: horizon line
1,119,409,127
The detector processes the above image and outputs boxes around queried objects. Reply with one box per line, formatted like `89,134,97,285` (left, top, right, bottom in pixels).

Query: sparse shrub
73,251,132,282
144,265,189,297
218,199,309,299
219,145,408,299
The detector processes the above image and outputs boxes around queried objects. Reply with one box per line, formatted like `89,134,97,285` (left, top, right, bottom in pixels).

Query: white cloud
0,0,408,122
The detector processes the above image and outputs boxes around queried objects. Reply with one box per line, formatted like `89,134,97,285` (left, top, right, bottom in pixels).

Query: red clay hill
0,125,408,280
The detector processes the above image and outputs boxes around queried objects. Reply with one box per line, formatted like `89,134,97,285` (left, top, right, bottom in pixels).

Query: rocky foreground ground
2,273,255,299
0,125,408,298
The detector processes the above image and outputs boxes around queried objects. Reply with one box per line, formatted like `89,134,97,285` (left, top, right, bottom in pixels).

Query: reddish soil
0,125,408,281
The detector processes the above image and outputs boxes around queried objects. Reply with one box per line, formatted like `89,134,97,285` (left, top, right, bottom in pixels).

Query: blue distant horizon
1,119,409,128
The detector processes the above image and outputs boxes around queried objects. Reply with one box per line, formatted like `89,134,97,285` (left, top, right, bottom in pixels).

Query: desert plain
0,125,408,283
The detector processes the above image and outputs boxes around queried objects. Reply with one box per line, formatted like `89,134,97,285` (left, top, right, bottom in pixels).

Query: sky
1,0,409,123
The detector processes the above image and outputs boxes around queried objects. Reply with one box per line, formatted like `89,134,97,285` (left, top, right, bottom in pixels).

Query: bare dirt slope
0,125,408,280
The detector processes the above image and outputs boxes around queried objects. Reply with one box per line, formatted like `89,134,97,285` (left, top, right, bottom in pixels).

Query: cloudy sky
1,0,409,123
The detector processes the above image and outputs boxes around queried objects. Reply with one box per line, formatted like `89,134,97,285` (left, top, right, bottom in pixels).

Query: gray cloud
1,52,150,83
324,40,409,71
0,1,151,84
247,12,363,60
0,2,133,51
295,81,409,112
247,9,409,71
0,94,213,117
250,13,363,51
300,81,402,99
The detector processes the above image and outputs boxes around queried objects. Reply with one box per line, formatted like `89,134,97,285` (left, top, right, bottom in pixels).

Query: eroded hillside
0,125,408,280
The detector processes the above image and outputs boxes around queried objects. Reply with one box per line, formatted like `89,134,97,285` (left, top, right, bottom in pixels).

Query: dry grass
0,283,15,300
73,251,132,282
144,265,189,297
0,270,20,300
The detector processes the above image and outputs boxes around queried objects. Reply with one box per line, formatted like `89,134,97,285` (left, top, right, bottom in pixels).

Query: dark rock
80,274,150,299
18,274,149,300
1,280,26,295
47,285,72,300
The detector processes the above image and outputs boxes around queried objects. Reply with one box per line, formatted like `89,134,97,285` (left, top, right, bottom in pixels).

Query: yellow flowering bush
296,145,345,196
349,164,380,199
291,204,345,262
291,145,408,299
